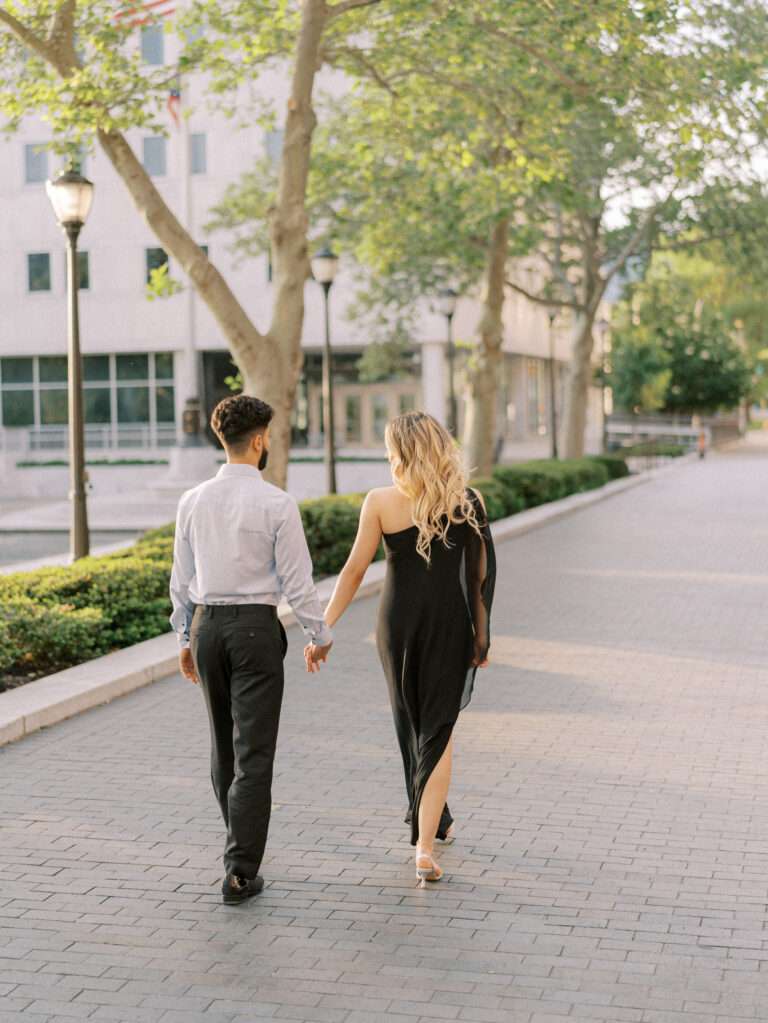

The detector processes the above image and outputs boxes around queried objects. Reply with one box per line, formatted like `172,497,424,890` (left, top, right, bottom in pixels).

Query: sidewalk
1,446,767,1022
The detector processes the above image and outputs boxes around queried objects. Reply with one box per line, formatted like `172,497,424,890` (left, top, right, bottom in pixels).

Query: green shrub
0,556,171,649
469,477,521,521
617,440,686,458
298,493,385,577
0,598,107,678
587,454,631,479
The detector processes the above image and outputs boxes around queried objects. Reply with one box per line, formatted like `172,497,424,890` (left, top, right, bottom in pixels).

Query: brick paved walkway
2,448,768,1023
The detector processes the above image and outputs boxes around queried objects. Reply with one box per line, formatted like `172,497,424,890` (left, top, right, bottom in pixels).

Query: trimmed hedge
0,453,627,686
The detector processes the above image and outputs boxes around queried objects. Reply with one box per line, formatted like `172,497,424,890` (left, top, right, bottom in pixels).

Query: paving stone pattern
1,449,768,1023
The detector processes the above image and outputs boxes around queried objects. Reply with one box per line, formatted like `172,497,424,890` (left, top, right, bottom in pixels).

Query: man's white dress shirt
169,463,333,650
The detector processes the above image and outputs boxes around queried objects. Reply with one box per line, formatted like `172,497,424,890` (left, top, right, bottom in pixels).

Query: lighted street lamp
437,287,459,435
46,169,94,561
311,244,339,495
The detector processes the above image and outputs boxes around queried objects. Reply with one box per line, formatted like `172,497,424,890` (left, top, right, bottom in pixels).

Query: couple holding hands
170,394,496,905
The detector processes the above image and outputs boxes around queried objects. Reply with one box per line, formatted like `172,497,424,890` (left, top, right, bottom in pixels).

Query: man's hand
179,648,199,684
303,641,333,674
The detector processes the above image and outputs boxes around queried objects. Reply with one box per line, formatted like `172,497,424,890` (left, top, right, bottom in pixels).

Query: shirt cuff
311,623,333,647
178,633,190,650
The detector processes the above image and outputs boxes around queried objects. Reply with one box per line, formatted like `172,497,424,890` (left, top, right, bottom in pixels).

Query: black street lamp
547,309,559,459
597,316,610,453
46,169,94,561
437,287,459,435
311,245,339,494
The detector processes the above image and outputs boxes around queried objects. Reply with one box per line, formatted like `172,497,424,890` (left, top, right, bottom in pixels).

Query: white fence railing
0,423,179,454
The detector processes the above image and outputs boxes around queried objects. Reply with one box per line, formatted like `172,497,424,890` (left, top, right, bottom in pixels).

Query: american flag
114,0,176,27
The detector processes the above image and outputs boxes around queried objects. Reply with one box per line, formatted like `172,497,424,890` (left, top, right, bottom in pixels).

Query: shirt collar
216,462,263,479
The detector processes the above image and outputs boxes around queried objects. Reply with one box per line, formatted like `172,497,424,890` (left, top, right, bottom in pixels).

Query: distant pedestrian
698,429,707,459
169,395,333,905
309,411,496,887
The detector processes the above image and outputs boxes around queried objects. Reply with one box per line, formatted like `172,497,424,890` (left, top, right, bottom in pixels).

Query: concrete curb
0,457,693,748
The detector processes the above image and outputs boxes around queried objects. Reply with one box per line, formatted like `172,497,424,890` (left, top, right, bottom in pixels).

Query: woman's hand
471,636,489,668
304,641,333,673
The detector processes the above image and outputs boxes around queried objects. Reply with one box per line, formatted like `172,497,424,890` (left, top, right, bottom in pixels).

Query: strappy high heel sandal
415,846,443,887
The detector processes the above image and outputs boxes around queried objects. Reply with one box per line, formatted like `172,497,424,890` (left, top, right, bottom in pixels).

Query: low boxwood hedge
0,453,627,687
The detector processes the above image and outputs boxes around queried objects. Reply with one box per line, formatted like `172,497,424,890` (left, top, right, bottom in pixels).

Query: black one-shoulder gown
376,489,496,846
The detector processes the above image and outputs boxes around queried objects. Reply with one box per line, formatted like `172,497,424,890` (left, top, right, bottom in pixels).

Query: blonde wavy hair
385,410,483,563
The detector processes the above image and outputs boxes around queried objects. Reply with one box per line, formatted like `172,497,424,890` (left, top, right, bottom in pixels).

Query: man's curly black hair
210,395,274,452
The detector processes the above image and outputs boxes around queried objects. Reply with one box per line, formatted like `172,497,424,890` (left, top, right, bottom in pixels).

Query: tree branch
47,0,77,66
505,278,584,312
0,6,52,61
326,0,381,18
323,44,399,95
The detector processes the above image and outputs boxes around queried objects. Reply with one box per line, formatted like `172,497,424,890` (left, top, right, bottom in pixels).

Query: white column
420,340,448,425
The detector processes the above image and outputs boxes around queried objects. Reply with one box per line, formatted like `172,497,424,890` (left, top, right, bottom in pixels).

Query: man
170,395,333,905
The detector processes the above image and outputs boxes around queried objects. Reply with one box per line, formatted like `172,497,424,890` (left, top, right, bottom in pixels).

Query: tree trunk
262,0,328,488
561,312,593,458
462,217,509,478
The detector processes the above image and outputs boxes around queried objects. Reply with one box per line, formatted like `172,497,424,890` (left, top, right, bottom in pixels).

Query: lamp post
547,309,558,459
311,245,339,494
437,287,459,435
46,169,94,561
597,316,610,453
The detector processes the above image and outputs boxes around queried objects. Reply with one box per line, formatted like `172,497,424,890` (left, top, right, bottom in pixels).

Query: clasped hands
303,640,333,674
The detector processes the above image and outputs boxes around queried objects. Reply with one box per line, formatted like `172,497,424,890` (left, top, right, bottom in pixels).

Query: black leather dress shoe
221,873,265,905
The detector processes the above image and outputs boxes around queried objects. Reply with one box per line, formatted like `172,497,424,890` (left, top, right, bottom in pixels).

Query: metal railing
1,423,178,454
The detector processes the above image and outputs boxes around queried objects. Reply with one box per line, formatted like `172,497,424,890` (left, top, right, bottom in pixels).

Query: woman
306,411,496,886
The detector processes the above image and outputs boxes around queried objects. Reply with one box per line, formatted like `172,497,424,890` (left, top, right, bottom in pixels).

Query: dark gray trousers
189,603,287,879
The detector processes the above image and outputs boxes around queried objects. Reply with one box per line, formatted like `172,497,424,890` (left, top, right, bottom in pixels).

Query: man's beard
258,448,269,471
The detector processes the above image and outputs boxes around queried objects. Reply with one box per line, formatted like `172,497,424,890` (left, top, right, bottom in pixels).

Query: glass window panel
155,385,175,422
28,252,51,291
24,143,48,183
117,386,149,422
345,395,361,443
145,247,168,283
40,389,68,425
190,132,206,174
1,357,33,384
1,389,34,426
84,387,111,424
372,394,389,441
84,355,110,381
39,356,67,382
399,393,416,414
116,354,149,381
154,352,174,380
140,24,164,64
142,136,166,176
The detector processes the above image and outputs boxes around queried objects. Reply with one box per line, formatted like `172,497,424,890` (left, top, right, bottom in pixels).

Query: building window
0,353,176,435
24,143,48,183
399,393,416,414
345,395,362,443
145,247,169,283
140,23,164,64
142,136,166,176
190,132,206,174
28,253,51,292
372,394,389,441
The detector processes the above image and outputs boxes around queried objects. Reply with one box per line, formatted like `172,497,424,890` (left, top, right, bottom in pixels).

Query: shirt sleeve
169,500,196,649
274,496,333,647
